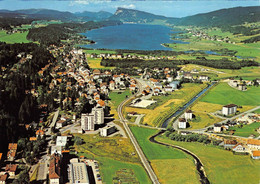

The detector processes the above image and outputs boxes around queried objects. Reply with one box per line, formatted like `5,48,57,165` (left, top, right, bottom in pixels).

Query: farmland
125,83,207,127
156,135,260,184
130,126,200,184
0,30,30,43
228,122,260,137
200,82,260,106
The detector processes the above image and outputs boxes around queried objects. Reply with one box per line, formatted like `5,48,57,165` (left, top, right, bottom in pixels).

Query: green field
130,126,200,184
0,30,30,43
200,82,260,106
229,122,260,137
254,109,260,114
74,132,151,184
109,90,131,119
156,135,260,184
84,49,116,55
98,157,151,184
130,126,187,160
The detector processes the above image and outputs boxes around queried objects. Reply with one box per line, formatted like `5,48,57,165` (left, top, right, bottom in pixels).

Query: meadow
156,135,260,184
0,30,30,43
109,90,131,119
130,126,200,184
200,82,260,106
229,122,260,137
73,133,151,184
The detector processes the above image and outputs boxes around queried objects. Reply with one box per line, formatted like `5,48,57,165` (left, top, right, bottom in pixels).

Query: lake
80,24,187,50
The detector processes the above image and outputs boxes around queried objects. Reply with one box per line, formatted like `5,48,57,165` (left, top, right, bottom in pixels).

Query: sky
0,0,259,18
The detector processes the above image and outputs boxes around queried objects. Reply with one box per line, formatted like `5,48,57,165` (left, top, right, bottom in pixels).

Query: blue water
80,24,187,50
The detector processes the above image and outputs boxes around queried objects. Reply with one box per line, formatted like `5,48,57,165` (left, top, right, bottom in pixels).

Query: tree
74,136,83,145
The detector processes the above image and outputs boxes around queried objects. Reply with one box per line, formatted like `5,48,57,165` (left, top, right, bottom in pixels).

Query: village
0,45,259,184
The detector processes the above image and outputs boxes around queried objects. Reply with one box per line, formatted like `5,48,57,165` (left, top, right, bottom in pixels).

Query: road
117,78,160,184
47,109,59,134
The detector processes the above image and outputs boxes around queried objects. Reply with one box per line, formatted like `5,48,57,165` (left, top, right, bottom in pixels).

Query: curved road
117,78,160,184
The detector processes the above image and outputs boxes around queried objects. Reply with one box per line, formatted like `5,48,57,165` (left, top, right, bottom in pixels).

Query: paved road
117,78,160,184
47,109,59,134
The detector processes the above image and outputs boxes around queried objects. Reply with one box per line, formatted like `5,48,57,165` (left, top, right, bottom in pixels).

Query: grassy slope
157,136,260,184
200,82,260,106
130,126,200,184
229,122,260,137
0,30,30,43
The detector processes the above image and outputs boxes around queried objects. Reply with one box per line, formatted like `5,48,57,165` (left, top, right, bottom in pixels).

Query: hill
109,7,178,24
173,6,260,26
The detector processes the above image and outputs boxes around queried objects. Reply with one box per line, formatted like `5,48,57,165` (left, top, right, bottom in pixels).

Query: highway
117,78,160,184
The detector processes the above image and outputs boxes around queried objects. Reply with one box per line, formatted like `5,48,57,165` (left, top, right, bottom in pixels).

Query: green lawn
201,82,260,106
254,109,260,114
157,135,260,184
98,157,151,184
229,122,260,137
84,49,116,55
0,30,30,43
130,126,187,160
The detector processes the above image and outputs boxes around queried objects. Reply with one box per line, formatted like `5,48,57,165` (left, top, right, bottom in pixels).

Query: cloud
120,4,136,9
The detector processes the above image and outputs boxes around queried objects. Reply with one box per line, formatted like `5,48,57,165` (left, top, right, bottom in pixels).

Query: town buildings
68,158,90,184
222,104,237,116
178,118,187,129
100,126,116,137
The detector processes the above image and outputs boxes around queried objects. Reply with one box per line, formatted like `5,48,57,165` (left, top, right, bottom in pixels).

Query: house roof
186,110,192,113
30,137,37,141
36,129,44,135
7,150,16,158
224,139,237,145
232,143,243,149
179,118,186,122
8,143,17,150
0,174,7,181
0,153,2,161
49,154,60,179
5,164,17,172
247,139,260,146
252,150,260,157
223,104,237,108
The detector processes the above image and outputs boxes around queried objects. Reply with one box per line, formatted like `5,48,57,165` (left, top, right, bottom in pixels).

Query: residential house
222,104,237,116
164,86,174,92
36,129,45,138
49,154,61,184
56,120,67,128
8,143,17,150
232,143,247,153
169,81,180,90
129,84,136,91
109,81,115,90
7,150,16,161
238,84,247,91
154,82,163,90
247,139,260,150
214,124,222,132
185,110,193,120
0,174,7,184
5,164,17,177
199,75,209,82
251,150,260,159
100,126,116,137
220,139,237,149
178,118,187,129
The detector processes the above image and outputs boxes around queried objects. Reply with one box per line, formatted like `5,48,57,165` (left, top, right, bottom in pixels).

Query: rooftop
247,139,260,146
223,104,237,108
